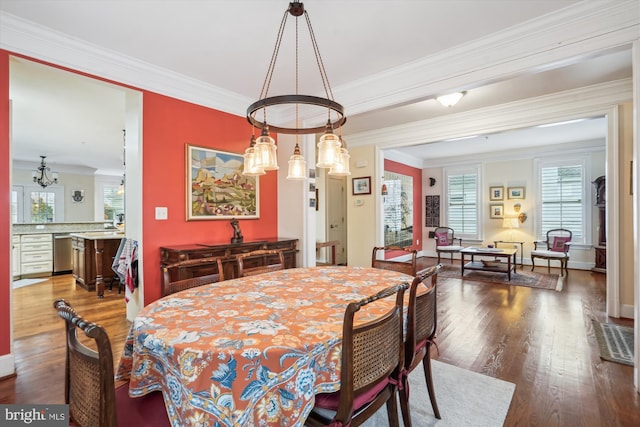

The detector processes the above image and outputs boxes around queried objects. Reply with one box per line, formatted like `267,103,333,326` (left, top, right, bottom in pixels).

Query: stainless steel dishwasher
53,233,73,274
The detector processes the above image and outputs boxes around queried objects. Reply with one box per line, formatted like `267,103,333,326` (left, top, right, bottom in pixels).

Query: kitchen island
70,231,124,297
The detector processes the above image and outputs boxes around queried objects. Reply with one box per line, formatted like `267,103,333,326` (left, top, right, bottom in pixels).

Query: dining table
115,265,414,427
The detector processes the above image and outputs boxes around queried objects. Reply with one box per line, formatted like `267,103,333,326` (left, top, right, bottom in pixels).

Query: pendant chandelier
32,156,59,188
243,1,350,180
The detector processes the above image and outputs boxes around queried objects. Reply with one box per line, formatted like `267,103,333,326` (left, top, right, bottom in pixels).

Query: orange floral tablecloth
115,266,412,427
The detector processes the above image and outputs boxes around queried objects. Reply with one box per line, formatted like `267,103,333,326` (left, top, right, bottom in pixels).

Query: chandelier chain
259,9,290,103
304,11,334,103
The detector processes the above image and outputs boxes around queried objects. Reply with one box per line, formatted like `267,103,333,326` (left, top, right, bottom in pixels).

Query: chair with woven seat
53,299,169,427
530,228,572,276
372,246,418,276
236,249,285,277
161,256,225,297
433,227,464,263
400,264,443,426
305,283,408,427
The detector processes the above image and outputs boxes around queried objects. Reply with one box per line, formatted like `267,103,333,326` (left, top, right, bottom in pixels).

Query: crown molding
346,78,632,149
0,12,251,117
335,0,639,117
1,1,638,124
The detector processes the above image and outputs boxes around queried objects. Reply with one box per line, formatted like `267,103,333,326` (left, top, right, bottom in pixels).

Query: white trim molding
0,353,15,378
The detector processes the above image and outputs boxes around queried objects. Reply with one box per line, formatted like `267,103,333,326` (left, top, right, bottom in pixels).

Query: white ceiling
1,0,632,175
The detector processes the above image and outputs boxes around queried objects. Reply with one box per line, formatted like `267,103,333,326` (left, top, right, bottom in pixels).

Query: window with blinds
539,163,584,242
446,171,478,237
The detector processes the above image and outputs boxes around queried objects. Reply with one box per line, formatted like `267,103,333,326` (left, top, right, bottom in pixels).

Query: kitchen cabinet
71,232,124,295
20,234,53,277
12,235,20,278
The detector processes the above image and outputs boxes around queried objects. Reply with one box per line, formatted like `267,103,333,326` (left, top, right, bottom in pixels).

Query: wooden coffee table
460,247,518,280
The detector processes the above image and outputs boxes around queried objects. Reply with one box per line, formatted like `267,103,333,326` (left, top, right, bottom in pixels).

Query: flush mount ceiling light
436,91,466,107
243,1,349,180
32,155,59,188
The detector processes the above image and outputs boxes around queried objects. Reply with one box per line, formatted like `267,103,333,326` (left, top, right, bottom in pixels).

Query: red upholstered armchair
530,228,572,276
433,227,464,263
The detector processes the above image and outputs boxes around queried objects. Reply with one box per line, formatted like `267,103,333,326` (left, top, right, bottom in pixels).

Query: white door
327,176,347,265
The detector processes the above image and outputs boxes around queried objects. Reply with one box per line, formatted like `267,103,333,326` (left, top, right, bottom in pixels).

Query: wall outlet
36,225,45,229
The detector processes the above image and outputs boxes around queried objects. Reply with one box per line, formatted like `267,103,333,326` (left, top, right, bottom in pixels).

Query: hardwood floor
1,264,638,426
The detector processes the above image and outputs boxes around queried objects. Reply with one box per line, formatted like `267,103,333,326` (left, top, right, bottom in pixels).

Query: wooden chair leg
531,257,536,272
386,387,400,427
399,377,411,427
547,260,551,273
422,350,441,419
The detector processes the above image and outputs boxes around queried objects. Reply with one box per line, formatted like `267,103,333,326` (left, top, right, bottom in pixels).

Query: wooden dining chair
372,246,418,276
161,256,225,297
236,249,285,277
305,282,409,427
400,263,443,426
53,299,169,427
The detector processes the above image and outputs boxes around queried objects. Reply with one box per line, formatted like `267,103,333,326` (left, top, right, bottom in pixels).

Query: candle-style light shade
253,127,279,171
286,144,306,180
316,129,342,168
242,135,266,176
328,148,351,176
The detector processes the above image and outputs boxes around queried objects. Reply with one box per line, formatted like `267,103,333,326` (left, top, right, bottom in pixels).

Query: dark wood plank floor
1,263,638,426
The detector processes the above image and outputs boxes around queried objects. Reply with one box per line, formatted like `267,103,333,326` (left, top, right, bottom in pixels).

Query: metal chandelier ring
246,94,346,135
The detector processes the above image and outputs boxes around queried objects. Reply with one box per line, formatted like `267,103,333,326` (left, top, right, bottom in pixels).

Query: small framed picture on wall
508,187,525,199
489,186,504,201
490,204,504,219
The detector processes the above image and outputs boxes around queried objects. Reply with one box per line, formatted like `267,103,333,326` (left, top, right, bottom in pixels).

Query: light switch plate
155,207,168,220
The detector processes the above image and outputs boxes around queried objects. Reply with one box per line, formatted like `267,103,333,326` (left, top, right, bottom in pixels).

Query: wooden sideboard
160,237,298,282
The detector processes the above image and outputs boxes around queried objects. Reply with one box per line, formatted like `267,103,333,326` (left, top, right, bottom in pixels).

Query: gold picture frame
489,186,504,201
507,186,525,199
186,144,259,220
490,203,504,219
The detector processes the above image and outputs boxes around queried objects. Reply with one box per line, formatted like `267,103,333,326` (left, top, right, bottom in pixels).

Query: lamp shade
254,128,279,171
286,144,306,180
316,130,342,168
328,148,351,176
502,217,520,229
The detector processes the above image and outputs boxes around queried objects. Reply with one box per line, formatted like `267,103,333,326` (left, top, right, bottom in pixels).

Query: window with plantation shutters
445,169,478,238
538,161,585,243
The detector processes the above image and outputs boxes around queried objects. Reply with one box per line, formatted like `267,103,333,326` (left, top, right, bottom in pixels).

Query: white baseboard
0,353,15,378
620,304,635,320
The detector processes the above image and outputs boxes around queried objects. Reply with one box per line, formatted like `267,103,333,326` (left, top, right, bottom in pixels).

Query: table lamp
503,216,520,241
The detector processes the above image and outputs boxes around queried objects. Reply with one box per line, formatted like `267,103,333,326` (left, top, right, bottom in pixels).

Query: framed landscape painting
186,144,259,220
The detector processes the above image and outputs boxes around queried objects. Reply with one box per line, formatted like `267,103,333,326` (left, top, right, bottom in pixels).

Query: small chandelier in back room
32,155,59,188
244,1,350,180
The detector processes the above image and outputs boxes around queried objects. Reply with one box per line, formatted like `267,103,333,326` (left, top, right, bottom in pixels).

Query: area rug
12,278,46,289
438,264,562,291
362,360,515,426
592,319,634,366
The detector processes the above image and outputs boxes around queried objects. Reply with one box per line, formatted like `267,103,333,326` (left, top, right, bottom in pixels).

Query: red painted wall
0,50,11,357
0,51,279,360
141,92,278,302
383,159,422,257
